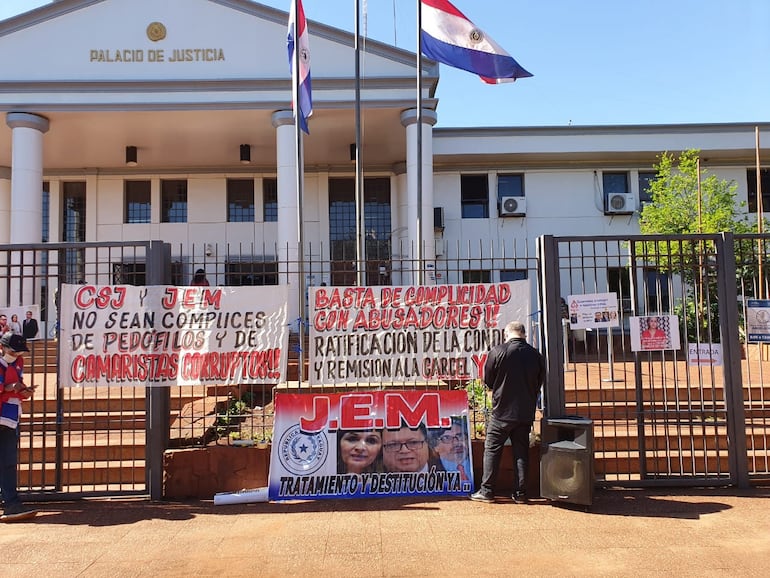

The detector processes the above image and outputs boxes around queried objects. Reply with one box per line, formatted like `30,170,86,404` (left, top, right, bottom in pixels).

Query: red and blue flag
288,0,313,133
421,0,532,84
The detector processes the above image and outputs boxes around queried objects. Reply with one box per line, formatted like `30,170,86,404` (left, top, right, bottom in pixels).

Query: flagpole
757,126,764,299
415,0,424,285
354,0,365,286
292,0,306,383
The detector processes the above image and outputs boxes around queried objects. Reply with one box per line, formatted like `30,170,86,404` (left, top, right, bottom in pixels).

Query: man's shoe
1,503,38,522
469,490,494,503
511,493,528,504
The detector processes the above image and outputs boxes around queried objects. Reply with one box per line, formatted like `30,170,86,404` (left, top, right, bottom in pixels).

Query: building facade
1,0,768,321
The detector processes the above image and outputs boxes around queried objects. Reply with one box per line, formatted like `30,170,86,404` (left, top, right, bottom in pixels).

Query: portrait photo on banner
629,315,681,352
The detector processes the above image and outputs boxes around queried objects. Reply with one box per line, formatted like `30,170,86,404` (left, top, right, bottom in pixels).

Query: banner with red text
269,390,473,501
308,282,529,384
59,283,288,386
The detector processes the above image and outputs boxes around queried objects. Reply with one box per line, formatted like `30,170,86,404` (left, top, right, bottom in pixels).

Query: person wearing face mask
0,333,37,521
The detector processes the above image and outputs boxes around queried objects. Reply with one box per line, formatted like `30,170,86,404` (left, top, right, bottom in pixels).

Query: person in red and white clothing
0,333,37,521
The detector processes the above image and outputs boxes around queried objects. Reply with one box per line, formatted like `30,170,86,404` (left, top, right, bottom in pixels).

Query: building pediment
0,0,436,110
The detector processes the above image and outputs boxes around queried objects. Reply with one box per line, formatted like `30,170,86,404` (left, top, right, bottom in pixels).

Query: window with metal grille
602,172,629,210
461,174,489,218
161,179,187,223
462,270,491,283
125,180,151,223
500,269,528,282
329,177,391,286
497,174,524,200
225,260,279,286
227,179,255,222
263,178,278,222
112,261,183,286
638,171,656,206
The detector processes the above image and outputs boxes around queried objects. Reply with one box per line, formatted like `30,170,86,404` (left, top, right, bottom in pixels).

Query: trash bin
540,416,594,506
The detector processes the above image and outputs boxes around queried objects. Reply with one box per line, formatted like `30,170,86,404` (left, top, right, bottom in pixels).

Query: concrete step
19,460,145,487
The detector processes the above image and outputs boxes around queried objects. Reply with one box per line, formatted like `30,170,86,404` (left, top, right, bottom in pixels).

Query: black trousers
479,417,531,496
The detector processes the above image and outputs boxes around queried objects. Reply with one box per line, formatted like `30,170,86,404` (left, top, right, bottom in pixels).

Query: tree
639,149,751,237
637,149,754,342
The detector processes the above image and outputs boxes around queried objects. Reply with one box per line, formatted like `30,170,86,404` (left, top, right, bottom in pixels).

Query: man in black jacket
21,311,38,340
470,320,545,503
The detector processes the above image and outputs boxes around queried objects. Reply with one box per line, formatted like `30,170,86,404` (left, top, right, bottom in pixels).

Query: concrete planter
164,446,270,500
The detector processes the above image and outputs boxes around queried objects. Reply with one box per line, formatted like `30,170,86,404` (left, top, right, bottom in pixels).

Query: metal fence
7,233,770,501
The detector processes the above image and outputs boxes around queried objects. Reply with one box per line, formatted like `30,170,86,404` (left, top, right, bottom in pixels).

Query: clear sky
2,0,768,128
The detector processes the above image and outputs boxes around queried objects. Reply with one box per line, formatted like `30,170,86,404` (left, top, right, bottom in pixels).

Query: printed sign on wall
629,315,681,352
269,390,473,501
566,293,619,330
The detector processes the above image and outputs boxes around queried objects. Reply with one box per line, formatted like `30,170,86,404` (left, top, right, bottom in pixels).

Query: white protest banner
308,282,529,385
59,284,288,386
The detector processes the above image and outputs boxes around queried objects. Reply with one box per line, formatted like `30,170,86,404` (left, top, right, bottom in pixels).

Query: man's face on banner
381,426,429,472
434,423,468,465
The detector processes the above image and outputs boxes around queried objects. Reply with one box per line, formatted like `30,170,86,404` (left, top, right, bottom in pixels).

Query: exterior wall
40,161,759,276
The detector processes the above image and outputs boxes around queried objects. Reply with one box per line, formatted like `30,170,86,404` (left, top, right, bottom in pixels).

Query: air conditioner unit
500,196,526,217
605,193,635,214
434,207,444,230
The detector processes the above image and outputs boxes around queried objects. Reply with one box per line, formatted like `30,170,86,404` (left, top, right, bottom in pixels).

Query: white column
6,112,49,309
0,167,10,245
7,113,48,244
271,110,300,325
400,108,437,284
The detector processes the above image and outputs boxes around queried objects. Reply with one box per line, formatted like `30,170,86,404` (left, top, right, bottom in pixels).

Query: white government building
0,0,767,323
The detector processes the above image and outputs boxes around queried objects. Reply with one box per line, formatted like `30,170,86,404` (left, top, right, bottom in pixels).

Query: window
161,179,187,223
638,171,656,206
747,169,770,213
227,179,254,222
125,180,151,224
62,181,86,242
462,270,491,283
607,267,631,314
461,175,489,218
602,172,629,210
500,269,528,282
113,261,183,285
497,174,524,200
263,178,278,222
328,177,391,286
62,181,86,284
225,260,278,286
644,269,671,313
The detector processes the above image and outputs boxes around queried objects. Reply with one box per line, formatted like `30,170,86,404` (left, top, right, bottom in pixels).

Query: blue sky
2,0,768,128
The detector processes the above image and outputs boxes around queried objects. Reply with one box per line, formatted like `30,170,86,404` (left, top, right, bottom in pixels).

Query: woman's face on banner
339,431,382,473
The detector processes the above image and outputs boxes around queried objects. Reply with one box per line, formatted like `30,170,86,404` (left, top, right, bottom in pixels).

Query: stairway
17,340,770,495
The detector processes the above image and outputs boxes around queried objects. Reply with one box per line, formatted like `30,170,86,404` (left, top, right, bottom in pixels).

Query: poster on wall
268,390,473,501
746,299,770,343
308,281,530,385
566,293,620,330
58,283,289,386
629,315,681,352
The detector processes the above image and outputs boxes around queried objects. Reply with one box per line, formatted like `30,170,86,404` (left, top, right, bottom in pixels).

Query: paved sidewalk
0,487,768,577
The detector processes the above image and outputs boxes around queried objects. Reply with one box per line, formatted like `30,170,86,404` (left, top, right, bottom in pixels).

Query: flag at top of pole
287,0,312,133
420,0,532,84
